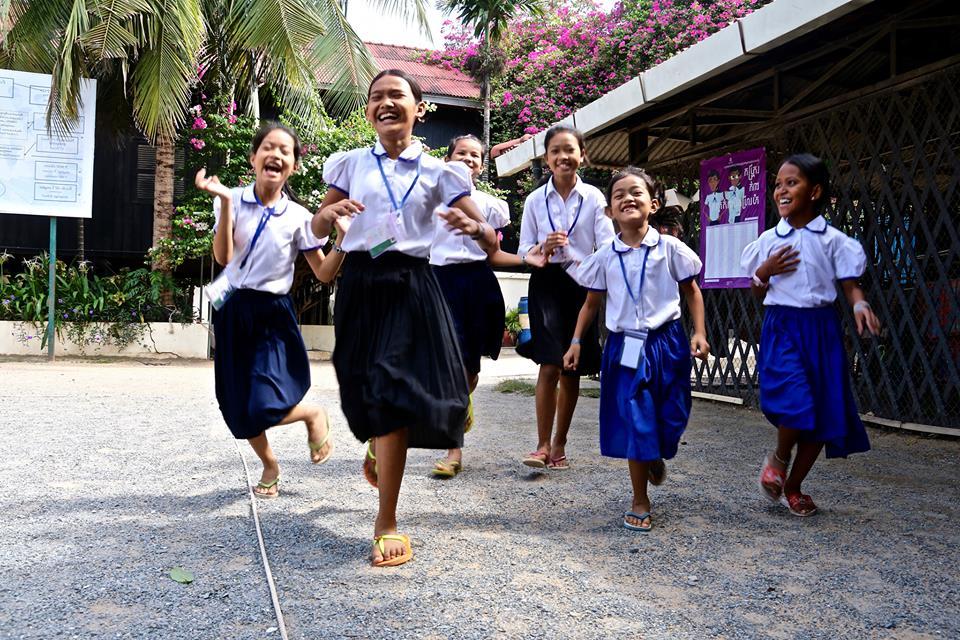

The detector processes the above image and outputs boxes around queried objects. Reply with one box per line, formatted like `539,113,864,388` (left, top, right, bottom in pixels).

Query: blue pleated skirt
758,305,870,458
212,289,311,440
599,319,692,461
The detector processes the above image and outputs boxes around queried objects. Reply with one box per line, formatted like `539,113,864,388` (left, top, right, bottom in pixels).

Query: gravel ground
0,356,957,639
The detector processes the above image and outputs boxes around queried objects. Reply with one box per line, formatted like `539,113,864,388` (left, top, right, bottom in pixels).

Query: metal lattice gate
654,66,960,428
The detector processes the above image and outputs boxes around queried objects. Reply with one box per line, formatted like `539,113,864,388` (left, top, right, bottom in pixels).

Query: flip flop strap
257,477,279,489
374,534,408,554
624,511,651,520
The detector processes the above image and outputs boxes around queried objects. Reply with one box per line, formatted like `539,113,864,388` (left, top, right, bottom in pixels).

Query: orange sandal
372,534,413,567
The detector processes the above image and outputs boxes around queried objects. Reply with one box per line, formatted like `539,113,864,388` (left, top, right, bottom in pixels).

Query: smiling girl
312,70,501,567
741,153,880,517
564,167,709,531
516,125,615,471
196,122,346,499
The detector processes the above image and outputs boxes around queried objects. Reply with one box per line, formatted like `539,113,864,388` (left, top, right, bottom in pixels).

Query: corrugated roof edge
495,0,874,177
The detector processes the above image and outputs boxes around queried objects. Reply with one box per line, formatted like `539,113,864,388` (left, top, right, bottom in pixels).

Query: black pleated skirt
516,263,602,376
333,252,469,449
432,261,505,375
212,289,311,439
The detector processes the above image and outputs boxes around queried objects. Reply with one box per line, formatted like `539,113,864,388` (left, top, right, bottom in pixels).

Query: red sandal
758,454,786,502
780,492,818,517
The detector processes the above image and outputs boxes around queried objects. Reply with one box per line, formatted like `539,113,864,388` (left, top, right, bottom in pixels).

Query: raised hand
543,231,568,258
438,207,481,237
756,245,800,282
524,243,547,268
334,214,353,238
194,168,232,199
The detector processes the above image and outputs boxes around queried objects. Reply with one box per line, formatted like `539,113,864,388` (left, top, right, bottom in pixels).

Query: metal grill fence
653,67,960,428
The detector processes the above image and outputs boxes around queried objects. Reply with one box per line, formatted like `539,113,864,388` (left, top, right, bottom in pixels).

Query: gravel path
0,356,957,639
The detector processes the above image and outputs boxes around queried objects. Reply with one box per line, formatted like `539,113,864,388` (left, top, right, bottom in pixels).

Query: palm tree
440,0,543,178
0,0,428,274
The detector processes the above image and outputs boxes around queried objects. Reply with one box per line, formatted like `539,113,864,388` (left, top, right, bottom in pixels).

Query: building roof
365,42,481,107
495,0,877,176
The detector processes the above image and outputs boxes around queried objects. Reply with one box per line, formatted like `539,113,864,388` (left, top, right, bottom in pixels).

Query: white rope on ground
235,440,289,640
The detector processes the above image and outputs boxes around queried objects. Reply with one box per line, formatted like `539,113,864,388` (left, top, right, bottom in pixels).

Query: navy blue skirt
212,289,311,440
333,252,469,449
599,320,692,461
516,264,602,376
433,261,505,375
758,305,870,458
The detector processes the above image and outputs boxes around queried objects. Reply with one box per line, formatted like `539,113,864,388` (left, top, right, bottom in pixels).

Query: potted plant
504,307,521,346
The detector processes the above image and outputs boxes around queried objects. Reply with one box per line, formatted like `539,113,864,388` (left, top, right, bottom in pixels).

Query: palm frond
130,0,203,142
311,0,378,116
80,0,153,60
2,0,65,72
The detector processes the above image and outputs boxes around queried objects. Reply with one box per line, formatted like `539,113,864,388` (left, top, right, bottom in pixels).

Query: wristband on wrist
853,300,871,313
333,244,344,254
751,273,769,289
570,337,581,345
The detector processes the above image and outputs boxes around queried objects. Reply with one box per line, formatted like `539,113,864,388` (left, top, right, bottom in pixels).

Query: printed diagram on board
0,70,96,219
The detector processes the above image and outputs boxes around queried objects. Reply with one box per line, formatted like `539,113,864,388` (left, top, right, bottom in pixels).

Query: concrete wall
0,321,210,358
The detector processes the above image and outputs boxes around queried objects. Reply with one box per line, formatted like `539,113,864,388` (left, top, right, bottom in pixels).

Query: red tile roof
365,42,480,101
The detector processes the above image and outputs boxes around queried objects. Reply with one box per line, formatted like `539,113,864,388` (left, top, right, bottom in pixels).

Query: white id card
204,271,236,311
367,211,406,259
620,329,648,369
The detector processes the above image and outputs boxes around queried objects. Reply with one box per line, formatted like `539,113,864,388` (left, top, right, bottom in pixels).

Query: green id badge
367,212,405,259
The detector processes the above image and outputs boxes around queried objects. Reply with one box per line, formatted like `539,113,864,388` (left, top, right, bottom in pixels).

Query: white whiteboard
0,69,97,219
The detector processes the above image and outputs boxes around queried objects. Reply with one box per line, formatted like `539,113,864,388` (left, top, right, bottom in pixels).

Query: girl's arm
439,195,498,254
306,216,351,284
562,291,603,370
840,279,881,336
679,279,710,360
312,189,364,239
751,245,800,299
195,169,234,266
488,244,547,268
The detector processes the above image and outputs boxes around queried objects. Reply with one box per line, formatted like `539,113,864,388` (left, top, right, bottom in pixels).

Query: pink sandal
758,454,786,502
522,451,549,469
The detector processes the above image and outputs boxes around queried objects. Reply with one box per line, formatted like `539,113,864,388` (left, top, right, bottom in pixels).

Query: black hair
728,166,742,176
250,121,307,208
445,134,485,160
543,124,586,155
707,169,720,179
781,152,831,212
651,205,684,234
368,69,424,103
605,166,662,206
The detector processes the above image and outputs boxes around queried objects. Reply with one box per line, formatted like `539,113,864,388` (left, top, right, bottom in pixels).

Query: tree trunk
482,72,491,182
152,136,176,304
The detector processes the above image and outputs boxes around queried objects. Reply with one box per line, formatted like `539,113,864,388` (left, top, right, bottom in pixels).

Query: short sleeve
574,248,607,291
295,207,327,251
518,193,539,255
439,161,473,206
833,233,867,280
666,238,703,282
322,150,352,196
486,196,510,229
740,237,764,277
591,190,615,249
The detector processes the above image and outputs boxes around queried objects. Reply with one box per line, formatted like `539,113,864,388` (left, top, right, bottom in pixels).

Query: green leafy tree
0,0,429,276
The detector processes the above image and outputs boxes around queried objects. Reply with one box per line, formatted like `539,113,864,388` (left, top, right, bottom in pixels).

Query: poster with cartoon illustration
698,147,765,288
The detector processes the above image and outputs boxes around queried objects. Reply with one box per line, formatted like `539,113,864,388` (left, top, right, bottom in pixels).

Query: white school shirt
726,186,745,223
704,191,724,222
323,140,473,258
740,215,867,308
213,184,327,295
430,189,510,266
518,176,615,266
575,228,703,333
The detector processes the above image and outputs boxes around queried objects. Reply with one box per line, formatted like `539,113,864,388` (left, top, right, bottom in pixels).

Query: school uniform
323,140,472,449
577,229,702,461
726,185,744,223
211,184,326,440
740,215,870,458
517,176,615,375
430,189,510,375
704,191,724,224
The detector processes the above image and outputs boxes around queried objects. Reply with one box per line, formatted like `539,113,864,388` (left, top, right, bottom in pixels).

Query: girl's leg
534,364,562,455
772,425,801,471
248,433,280,496
784,441,824,495
437,373,479,470
278,403,332,463
372,428,409,564
627,460,652,528
551,374,580,462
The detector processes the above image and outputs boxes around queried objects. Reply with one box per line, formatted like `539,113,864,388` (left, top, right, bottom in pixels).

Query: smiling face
774,162,821,219
366,74,426,139
249,128,298,189
545,132,583,180
608,174,658,229
449,137,483,179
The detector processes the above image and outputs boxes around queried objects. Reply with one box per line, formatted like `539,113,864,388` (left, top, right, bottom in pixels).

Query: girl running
197,122,345,498
564,167,709,531
741,153,880,516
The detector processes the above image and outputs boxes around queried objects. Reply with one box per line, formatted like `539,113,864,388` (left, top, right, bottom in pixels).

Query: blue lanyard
617,241,652,329
544,183,583,234
376,150,422,212
239,186,274,270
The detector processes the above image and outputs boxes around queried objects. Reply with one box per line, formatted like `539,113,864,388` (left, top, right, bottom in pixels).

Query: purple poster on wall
699,147,766,288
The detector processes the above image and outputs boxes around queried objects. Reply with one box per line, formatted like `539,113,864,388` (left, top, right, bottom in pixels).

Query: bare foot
306,408,333,464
